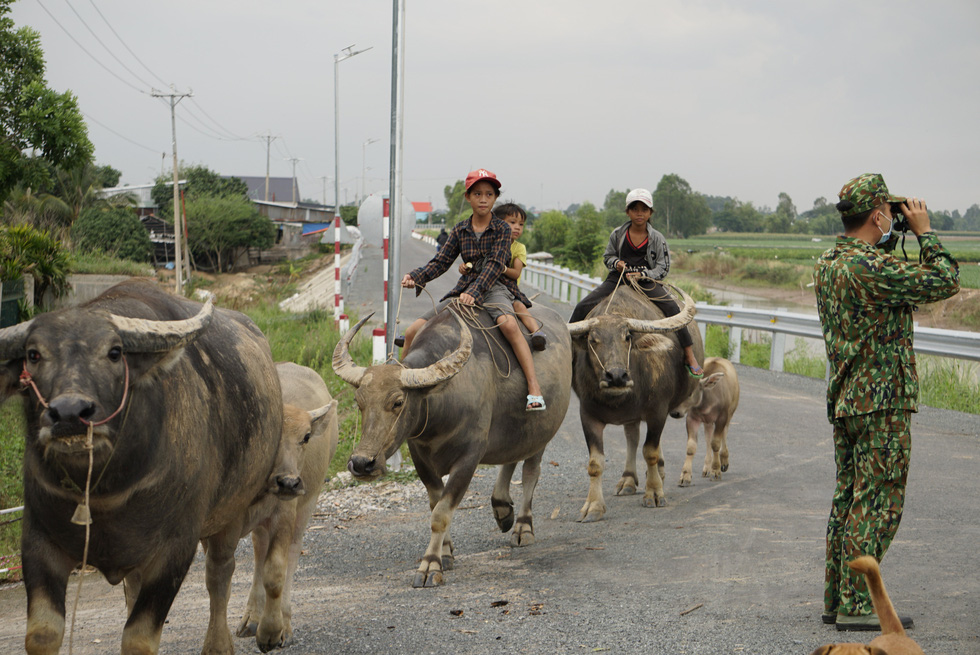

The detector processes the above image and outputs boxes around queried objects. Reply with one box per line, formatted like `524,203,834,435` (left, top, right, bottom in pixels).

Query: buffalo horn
625,286,696,333
332,314,373,387
399,308,472,389
110,296,215,352
567,286,697,335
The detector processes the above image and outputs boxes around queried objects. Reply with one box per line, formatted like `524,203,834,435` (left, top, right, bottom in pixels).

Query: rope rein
18,358,131,655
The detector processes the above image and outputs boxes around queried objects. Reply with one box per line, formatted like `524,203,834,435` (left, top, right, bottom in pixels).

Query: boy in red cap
401,169,546,411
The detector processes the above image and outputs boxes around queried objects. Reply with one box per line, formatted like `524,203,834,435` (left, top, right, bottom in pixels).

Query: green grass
70,252,155,276
0,401,25,581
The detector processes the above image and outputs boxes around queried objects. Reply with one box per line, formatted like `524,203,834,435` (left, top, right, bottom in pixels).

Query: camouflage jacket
814,232,959,422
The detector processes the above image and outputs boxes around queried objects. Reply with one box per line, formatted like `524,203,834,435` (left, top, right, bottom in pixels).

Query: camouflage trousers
824,410,911,618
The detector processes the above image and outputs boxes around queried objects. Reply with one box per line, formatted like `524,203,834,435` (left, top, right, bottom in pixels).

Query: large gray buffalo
0,279,284,655
568,285,702,521
332,303,571,587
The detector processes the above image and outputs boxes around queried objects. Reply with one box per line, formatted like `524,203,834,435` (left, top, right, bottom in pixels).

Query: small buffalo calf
669,357,740,486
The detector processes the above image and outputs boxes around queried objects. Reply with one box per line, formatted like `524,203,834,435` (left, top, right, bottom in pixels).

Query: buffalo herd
1,278,737,654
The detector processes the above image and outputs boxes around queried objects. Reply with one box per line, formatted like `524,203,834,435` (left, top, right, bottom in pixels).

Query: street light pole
333,44,372,325
361,137,379,202
333,44,372,216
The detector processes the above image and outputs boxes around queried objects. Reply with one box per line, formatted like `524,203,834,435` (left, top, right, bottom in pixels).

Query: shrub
72,206,152,262
0,224,71,308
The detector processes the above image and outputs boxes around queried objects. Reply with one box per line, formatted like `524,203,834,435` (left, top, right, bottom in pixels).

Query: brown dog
809,556,924,655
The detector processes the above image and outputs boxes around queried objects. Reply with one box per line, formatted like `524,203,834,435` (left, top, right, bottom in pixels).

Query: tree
443,180,468,227
959,204,980,231
72,206,151,262
185,195,275,272
561,203,605,272
528,210,571,254
94,164,121,188
713,199,765,233
601,189,628,229
151,165,249,217
766,192,796,233
651,174,711,238
928,210,954,231
339,205,358,226
0,1,93,205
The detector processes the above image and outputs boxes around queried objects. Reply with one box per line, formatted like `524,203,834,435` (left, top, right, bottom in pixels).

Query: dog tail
847,556,905,637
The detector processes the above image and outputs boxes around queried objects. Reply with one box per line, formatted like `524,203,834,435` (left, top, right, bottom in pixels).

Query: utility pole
262,133,277,201
286,157,302,204
152,86,193,294
321,176,329,206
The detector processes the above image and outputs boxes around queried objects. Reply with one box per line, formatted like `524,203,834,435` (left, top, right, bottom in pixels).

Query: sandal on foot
526,394,546,412
530,330,547,351
687,363,704,379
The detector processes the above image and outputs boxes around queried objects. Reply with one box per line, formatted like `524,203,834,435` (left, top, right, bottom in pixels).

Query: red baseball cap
464,168,501,192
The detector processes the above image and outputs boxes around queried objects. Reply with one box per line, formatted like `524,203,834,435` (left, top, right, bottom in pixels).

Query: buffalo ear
633,333,670,351
701,372,725,389
1,359,20,404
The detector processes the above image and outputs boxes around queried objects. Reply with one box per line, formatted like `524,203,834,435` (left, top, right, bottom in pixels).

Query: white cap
625,188,654,209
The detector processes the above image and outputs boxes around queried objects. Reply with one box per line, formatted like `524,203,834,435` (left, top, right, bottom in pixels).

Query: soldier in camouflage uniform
814,173,959,631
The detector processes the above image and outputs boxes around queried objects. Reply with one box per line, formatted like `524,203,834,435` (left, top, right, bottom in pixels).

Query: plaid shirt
408,215,531,307
814,232,959,421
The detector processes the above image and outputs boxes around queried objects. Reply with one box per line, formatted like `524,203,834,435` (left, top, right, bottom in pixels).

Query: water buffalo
568,285,702,521
0,279,283,655
669,356,740,485
332,303,571,587
235,362,338,652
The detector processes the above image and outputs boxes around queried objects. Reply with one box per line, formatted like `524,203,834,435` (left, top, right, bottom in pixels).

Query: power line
61,0,154,89
85,0,170,88
35,0,147,94
40,1,254,148
80,110,159,153
187,97,250,141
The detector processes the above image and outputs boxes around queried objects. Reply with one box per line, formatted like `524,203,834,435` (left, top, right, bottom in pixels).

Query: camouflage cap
837,173,905,217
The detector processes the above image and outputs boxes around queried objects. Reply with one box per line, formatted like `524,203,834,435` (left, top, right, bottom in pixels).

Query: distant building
233,175,301,204
411,201,433,223
139,215,175,265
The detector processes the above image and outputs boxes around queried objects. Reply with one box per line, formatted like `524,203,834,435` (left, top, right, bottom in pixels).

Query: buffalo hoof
711,471,723,481
641,495,667,508
702,468,710,478
442,554,455,571
236,619,257,638
615,478,637,495
578,501,605,522
678,477,692,487
511,524,535,547
413,570,443,588
492,499,515,533
721,463,729,472
256,631,284,653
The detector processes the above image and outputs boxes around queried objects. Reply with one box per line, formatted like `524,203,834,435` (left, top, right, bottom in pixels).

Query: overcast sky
10,0,980,215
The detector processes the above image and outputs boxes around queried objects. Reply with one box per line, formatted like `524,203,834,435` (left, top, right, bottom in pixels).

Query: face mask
876,212,892,245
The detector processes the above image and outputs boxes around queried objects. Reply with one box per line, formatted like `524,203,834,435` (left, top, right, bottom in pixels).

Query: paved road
1,239,977,654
